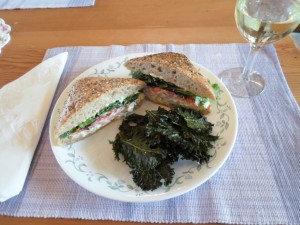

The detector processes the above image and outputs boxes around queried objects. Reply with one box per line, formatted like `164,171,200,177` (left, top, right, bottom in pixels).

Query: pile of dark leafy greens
110,106,219,191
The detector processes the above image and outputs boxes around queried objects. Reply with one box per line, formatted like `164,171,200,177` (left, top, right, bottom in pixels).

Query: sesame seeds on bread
55,77,146,139
124,52,216,100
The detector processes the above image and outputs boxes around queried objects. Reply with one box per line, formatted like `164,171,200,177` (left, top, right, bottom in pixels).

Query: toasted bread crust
124,52,216,100
55,77,146,138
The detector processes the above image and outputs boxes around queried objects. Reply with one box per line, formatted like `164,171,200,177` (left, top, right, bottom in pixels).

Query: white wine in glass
219,0,300,98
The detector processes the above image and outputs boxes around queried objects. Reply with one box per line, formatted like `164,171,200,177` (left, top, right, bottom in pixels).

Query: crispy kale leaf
131,163,175,191
111,114,174,191
110,107,219,191
112,114,168,170
146,107,218,163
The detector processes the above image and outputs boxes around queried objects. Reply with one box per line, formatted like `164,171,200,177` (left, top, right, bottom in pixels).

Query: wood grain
0,0,299,224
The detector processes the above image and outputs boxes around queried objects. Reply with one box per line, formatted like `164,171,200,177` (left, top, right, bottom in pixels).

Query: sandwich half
124,52,218,114
55,77,146,146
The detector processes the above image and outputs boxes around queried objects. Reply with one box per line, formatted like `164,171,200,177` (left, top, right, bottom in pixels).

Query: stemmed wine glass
219,0,300,98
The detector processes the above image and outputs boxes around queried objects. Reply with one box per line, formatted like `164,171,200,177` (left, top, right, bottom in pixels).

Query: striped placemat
0,44,299,224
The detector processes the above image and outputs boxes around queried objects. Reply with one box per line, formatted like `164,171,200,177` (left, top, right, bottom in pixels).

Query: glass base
219,67,265,98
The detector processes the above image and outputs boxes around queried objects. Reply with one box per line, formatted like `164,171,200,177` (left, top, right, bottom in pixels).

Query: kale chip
110,107,219,191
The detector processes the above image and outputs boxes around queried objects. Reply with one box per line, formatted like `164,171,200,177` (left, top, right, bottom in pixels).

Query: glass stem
242,44,260,81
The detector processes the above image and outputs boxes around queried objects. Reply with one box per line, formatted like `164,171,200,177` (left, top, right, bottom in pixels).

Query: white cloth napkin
0,52,68,202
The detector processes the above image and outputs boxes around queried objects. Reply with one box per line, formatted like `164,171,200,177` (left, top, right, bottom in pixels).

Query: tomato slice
185,97,195,104
148,86,196,106
148,86,163,93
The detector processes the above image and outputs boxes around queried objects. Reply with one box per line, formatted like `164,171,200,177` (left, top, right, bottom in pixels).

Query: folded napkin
0,0,95,10
0,52,68,202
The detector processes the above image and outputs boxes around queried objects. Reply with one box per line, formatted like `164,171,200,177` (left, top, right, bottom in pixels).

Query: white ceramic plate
49,53,238,202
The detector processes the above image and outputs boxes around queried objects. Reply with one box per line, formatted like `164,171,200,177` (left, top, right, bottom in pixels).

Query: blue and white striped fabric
0,0,95,10
0,44,299,224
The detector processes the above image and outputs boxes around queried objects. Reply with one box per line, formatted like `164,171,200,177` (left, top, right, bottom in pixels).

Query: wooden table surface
0,0,299,224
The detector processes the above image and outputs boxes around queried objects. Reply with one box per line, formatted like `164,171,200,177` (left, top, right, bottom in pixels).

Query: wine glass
219,0,300,98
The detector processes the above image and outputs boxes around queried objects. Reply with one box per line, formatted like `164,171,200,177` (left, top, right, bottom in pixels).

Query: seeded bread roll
124,52,216,100
55,77,146,145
